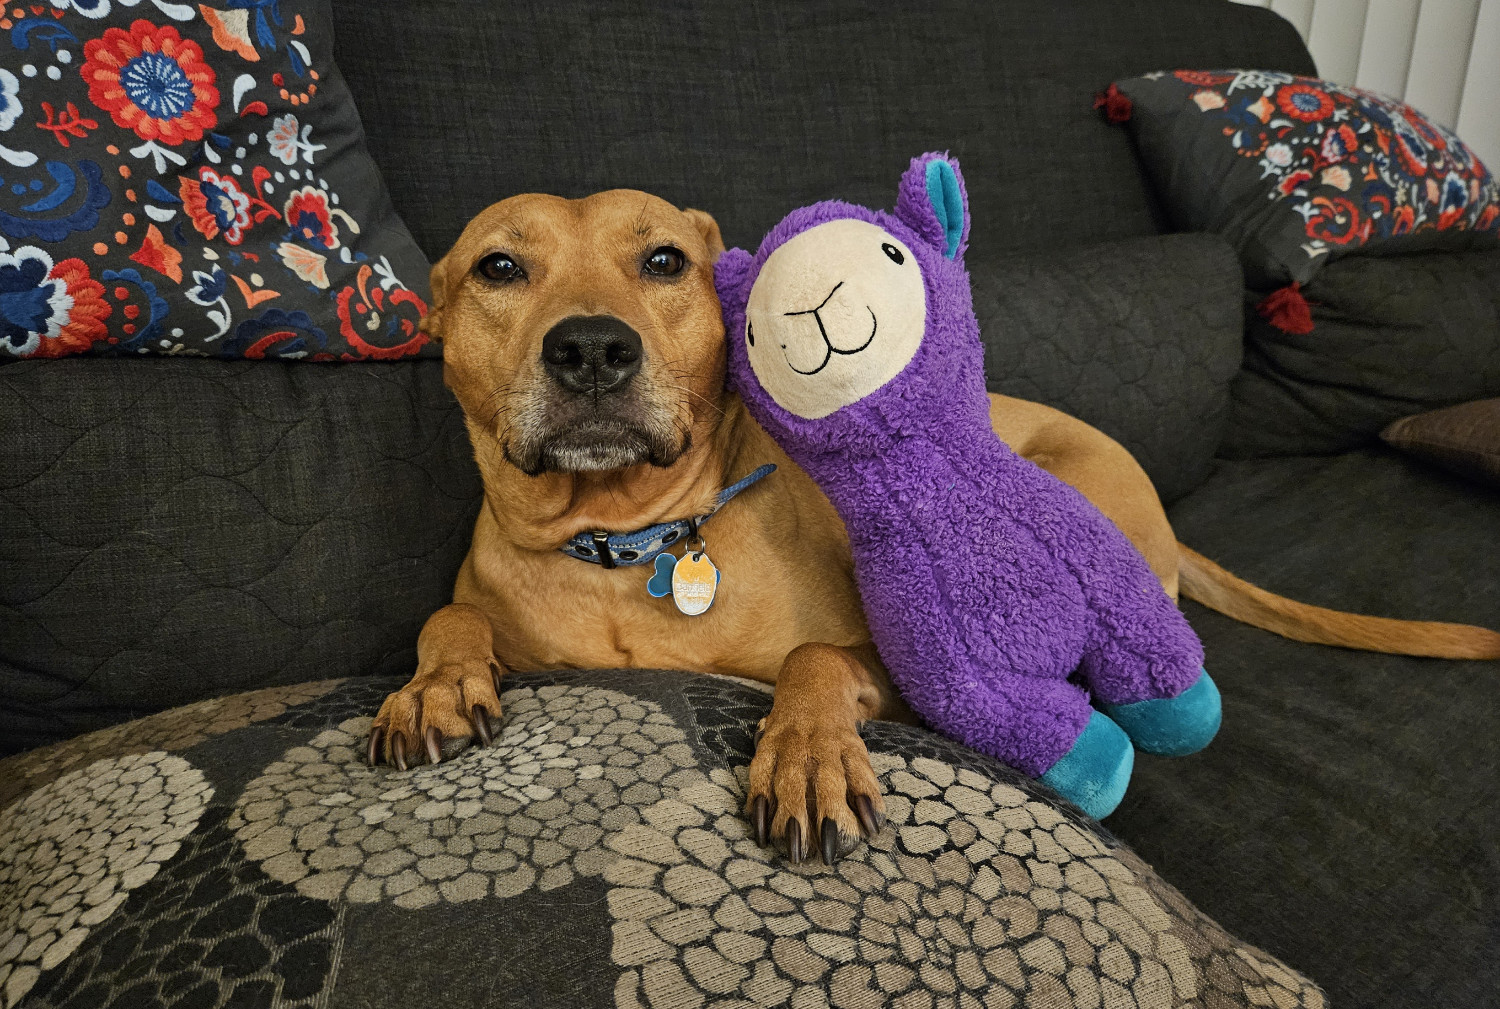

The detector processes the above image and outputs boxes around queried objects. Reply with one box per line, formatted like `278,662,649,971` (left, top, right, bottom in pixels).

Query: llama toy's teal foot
1040,710,1134,819
1103,669,1222,757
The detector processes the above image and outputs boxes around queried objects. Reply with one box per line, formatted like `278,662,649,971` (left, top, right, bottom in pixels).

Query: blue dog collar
560,464,776,569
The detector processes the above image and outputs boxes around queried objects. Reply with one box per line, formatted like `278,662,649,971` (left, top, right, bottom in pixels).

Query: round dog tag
672,551,719,616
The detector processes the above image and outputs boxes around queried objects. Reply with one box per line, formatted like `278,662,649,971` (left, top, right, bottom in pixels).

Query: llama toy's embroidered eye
746,321,755,347
881,243,905,265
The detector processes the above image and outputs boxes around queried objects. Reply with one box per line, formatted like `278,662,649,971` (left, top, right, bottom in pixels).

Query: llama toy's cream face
743,219,926,419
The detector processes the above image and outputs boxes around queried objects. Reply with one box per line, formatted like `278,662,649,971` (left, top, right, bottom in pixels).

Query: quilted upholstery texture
0,237,1242,754
0,670,1326,1008
330,0,1315,260
975,234,1244,504
1223,249,1500,456
0,358,481,755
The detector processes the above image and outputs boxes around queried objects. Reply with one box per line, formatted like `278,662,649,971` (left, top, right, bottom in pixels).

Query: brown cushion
1381,398,1500,488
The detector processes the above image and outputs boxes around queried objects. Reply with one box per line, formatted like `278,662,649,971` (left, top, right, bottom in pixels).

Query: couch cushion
0,669,1325,1008
1109,448,1500,1007
0,233,1244,750
1111,71,1500,289
0,1,433,362
977,233,1243,503
0,358,481,754
1222,249,1500,456
329,0,1313,261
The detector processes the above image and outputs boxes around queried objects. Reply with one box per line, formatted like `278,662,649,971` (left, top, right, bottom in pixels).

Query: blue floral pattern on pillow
0,2,431,361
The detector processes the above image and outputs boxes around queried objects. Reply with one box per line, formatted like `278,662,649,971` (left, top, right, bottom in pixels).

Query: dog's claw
854,793,885,837
750,796,770,847
753,724,765,750
787,818,804,864
391,731,409,772
469,704,493,746
489,659,504,696
424,725,443,765
820,818,840,865
367,727,384,767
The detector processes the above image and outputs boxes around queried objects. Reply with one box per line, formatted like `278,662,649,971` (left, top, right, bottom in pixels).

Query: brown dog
370,190,1500,864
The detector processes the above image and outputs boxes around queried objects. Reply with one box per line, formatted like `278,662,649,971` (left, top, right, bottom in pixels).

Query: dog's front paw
368,657,504,770
745,711,887,866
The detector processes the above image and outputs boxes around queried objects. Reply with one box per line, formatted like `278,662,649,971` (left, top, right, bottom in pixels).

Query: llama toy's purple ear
714,247,755,315
894,152,970,262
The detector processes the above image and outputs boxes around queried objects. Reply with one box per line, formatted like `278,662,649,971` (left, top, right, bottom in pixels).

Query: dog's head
426,191,726,476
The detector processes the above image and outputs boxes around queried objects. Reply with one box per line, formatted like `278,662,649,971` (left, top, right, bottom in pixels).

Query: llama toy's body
817,413,1206,779
716,153,1220,817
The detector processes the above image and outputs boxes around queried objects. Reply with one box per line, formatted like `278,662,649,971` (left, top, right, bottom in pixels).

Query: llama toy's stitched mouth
779,280,878,375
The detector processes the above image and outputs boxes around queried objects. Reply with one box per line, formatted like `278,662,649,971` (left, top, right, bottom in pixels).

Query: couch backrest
1,2,1315,753
330,0,1313,262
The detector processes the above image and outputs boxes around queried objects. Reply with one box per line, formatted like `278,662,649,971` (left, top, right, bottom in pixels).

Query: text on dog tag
672,551,719,616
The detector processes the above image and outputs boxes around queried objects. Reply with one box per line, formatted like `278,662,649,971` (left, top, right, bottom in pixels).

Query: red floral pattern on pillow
0,4,429,361
1167,69,1499,259
81,20,219,145
1111,70,1500,288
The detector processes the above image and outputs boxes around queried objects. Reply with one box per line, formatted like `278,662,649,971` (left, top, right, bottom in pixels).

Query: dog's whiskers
483,382,519,428
658,361,727,420
659,380,726,419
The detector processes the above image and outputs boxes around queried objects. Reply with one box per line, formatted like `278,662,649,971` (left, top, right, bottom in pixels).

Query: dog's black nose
541,316,643,395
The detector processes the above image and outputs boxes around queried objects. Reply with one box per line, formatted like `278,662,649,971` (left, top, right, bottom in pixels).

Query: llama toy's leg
1040,711,1135,819
916,675,1134,819
1062,518,1220,758
1068,571,1221,758
1098,669,1222,757
1077,635,1221,757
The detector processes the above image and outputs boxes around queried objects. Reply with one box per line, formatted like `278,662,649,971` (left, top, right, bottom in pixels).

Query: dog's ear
683,208,726,263
422,255,452,340
894,152,970,262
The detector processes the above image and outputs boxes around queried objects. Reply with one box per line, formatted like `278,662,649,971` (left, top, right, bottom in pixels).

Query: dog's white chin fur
503,374,689,475
543,440,652,472
510,418,686,475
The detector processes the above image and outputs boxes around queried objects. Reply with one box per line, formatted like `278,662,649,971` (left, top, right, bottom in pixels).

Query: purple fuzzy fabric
717,153,1205,777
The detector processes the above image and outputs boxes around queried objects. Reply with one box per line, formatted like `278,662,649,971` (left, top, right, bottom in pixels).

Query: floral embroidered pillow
1107,70,1500,290
0,0,432,361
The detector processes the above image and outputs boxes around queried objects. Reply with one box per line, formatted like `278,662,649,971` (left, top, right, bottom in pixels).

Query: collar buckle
590,531,615,569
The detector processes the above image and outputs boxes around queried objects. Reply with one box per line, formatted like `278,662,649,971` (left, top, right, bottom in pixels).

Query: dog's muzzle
504,315,685,476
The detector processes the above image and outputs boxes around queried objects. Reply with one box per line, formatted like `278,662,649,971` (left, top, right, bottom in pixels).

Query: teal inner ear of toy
924,159,965,259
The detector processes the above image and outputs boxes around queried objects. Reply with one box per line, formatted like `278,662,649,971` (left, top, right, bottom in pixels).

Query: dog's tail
1177,544,1500,660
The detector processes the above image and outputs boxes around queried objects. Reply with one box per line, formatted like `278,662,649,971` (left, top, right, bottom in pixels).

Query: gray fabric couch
2,2,1496,1005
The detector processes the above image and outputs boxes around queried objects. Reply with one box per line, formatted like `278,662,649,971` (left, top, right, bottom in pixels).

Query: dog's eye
476,253,524,283
644,246,686,277
881,243,905,265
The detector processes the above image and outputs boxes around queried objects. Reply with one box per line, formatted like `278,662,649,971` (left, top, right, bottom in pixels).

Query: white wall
1232,0,1500,170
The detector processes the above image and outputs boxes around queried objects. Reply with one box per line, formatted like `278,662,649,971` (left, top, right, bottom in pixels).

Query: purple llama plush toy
716,153,1221,818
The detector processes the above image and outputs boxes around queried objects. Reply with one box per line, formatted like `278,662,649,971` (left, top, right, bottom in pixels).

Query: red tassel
1093,83,1133,123
1256,282,1316,334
